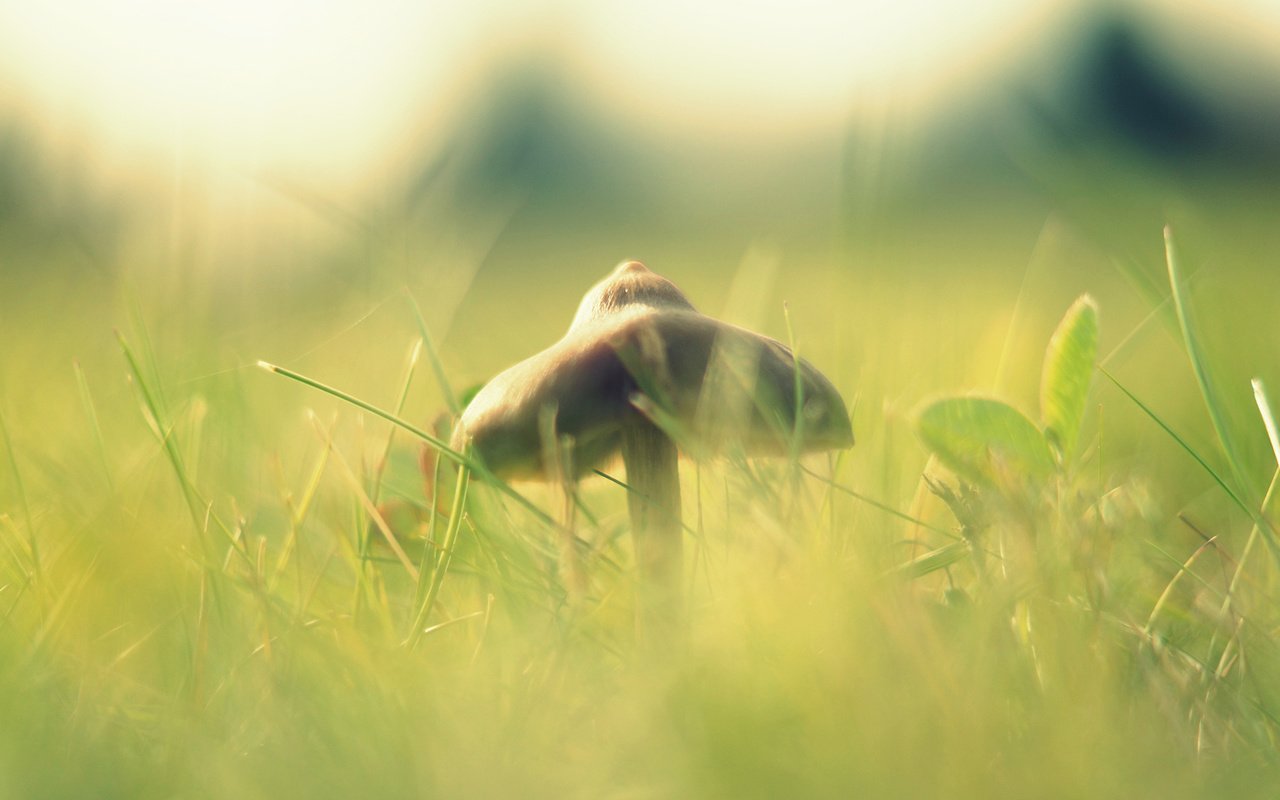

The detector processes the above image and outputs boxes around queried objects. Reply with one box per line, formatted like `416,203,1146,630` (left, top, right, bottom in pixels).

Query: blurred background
3,0,1280,505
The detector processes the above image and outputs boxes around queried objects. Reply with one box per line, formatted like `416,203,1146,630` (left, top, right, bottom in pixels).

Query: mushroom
451,260,852,633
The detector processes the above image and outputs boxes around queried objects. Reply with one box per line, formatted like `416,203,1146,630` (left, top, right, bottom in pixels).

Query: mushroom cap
452,261,853,480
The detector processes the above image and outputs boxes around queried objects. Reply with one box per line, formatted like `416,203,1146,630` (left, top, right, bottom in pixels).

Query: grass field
3,150,1280,799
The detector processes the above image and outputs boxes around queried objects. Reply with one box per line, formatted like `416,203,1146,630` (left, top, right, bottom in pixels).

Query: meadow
2,148,1280,799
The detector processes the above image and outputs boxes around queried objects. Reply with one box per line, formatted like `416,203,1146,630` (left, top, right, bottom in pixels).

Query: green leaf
917,397,1055,487
1040,294,1099,462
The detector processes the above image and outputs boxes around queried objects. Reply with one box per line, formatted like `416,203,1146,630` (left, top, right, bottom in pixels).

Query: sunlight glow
2,0,1276,179
0,1,480,179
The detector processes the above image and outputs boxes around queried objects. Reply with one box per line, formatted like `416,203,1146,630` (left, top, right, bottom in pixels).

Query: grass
3,185,1280,798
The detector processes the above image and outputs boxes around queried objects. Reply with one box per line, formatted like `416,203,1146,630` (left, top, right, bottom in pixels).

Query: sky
0,0,1276,187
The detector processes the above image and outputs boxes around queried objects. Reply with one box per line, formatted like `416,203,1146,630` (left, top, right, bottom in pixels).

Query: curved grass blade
1100,366,1280,562
121,332,249,568
369,338,421,508
258,360,553,528
74,360,114,491
1165,227,1256,502
0,409,37,578
405,459,471,647
888,541,970,580
406,290,460,415
1253,379,1280,468
798,464,959,540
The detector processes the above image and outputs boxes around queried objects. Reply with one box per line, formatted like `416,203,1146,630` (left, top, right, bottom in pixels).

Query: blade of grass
1207,384,1280,679
887,541,970,579
1253,379,1280,468
591,465,703,543
1211,469,1280,672
125,284,171,417
307,413,419,580
993,223,1042,392
405,458,471,647
782,301,806,465
1112,256,1176,330
406,291,460,415
369,338,422,507
0,515,35,614
0,409,38,578
1145,539,1227,603
1099,293,1170,369
798,464,959,540
470,593,496,666
1144,535,1220,636
258,360,553,528
271,416,335,596
120,330,252,593
419,609,486,638
120,329,197,527
416,449,444,593
1100,366,1280,561
1165,227,1255,502
74,360,114,491
120,332,250,573
291,414,334,529
24,553,99,664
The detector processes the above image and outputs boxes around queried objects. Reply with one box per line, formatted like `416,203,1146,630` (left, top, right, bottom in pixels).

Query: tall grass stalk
1165,227,1258,504
73,360,114,491
406,460,471,647
0,409,37,579
258,360,554,528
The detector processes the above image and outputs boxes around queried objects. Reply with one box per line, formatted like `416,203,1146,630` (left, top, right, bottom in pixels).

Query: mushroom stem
621,414,683,639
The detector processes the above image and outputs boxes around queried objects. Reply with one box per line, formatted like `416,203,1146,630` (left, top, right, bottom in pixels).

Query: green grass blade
1214,468,1280,640
1253,379,1280,468
1164,227,1256,502
1111,256,1175,330
119,332,203,529
258,360,553,528
406,291,460,415
124,283,172,417
1099,293,1170,369
1144,535,1218,636
405,460,471,647
0,409,38,578
119,333,248,569
888,541,971,579
291,414,334,529
1100,366,1246,512
330,443,420,580
798,464,959,540
782,301,806,464
1101,366,1280,562
1145,539,1227,602
369,338,422,507
74,360,114,491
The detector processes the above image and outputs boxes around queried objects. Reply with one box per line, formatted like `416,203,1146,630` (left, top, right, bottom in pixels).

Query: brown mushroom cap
451,261,853,480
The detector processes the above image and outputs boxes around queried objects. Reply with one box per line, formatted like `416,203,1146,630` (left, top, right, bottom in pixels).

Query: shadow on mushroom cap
452,261,853,481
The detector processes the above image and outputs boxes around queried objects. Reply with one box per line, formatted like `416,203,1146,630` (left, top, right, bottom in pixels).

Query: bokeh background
2,0,1280,460
3,0,1280,796
4,0,1280,516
